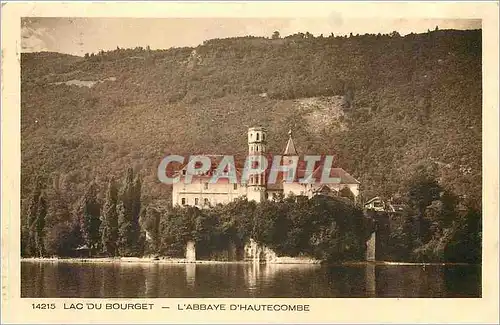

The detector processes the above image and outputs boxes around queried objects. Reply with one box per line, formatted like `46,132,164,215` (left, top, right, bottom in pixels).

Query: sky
21,17,481,56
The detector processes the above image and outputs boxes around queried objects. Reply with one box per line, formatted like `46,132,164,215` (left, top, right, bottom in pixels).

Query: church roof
172,155,246,184
293,166,360,185
266,165,360,187
283,129,298,156
168,154,359,186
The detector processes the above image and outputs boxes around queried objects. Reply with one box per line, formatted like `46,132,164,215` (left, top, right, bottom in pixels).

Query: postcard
1,1,499,324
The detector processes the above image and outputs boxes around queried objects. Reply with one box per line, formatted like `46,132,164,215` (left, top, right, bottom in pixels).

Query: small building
364,197,386,212
71,245,90,258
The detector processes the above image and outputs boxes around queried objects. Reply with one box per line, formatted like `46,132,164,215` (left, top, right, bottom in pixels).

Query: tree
438,190,458,227
282,196,313,256
45,219,82,257
132,174,142,225
158,205,195,257
34,192,47,257
80,182,102,257
101,178,119,256
253,200,289,250
24,176,43,257
390,31,401,38
118,168,143,256
272,31,280,39
141,206,162,255
342,81,355,109
406,166,442,240
43,183,78,257
407,168,442,217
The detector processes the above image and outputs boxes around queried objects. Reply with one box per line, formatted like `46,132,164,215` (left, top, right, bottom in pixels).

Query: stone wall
243,239,321,264
185,235,377,263
366,232,376,261
185,240,196,262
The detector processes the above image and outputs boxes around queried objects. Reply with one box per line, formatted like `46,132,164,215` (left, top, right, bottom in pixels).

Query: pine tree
80,182,102,257
133,174,145,255
118,168,143,256
101,178,119,256
25,176,43,256
117,200,133,256
132,174,142,224
34,192,47,257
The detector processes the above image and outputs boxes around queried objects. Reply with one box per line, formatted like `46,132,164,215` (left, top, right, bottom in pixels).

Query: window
195,198,199,205
234,183,238,190
204,183,209,190
182,170,186,176
263,133,265,140
204,198,209,205
256,133,260,141
181,198,186,205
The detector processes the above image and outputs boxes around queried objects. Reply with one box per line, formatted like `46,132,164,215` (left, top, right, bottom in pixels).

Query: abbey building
171,127,360,207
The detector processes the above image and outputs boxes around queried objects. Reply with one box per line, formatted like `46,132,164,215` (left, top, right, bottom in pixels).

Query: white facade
172,179,246,207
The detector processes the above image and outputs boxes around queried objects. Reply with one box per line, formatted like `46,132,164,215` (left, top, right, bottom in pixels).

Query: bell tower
248,127,267,155
246,127,267,202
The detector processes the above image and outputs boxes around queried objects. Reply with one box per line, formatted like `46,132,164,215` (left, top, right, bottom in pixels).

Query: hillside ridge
21,28,482,211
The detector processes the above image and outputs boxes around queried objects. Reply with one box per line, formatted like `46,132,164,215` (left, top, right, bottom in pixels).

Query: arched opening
256,133,260,141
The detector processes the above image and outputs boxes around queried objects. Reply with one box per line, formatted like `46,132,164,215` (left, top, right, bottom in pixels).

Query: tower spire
283,129,298,156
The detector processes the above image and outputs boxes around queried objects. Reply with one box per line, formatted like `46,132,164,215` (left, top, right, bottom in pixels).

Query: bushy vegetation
385,165,481,263
22,168,144,258
22,169,372,262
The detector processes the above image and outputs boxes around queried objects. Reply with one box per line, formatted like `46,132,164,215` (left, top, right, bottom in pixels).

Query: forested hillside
21,29,482,213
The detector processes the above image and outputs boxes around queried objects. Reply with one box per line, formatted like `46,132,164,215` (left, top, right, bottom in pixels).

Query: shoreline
20,257,477,266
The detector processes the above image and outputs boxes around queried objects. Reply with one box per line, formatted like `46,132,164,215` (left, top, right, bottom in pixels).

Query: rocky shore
20,257,322,264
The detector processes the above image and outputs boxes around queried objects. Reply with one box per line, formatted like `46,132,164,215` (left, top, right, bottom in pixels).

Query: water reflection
21,261,481,298
185,264,196,288
245,262,259,292
365,264,376,297
144,264,159,297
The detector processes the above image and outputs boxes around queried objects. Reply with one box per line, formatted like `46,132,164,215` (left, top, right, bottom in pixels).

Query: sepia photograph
2,1,499,323
17,14,486,300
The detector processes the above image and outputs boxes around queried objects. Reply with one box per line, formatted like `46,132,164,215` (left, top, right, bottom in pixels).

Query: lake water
21,261,481,298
